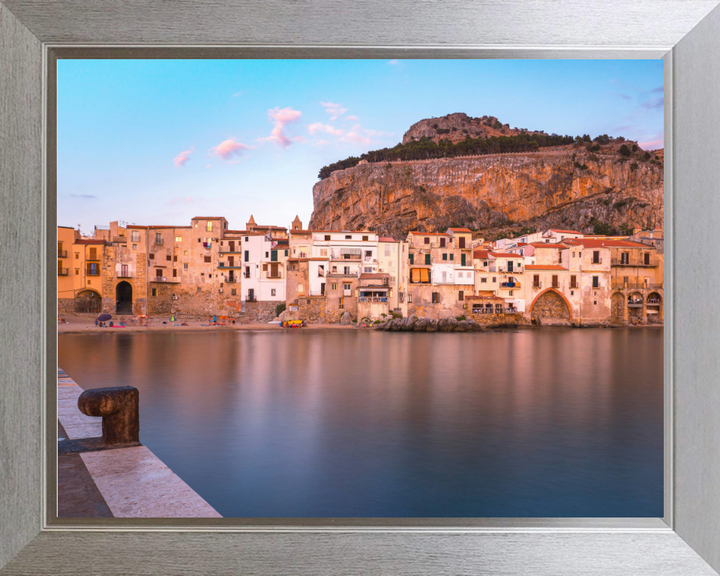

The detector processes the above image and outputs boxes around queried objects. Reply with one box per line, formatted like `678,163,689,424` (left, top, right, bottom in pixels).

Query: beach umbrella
97,313,112,322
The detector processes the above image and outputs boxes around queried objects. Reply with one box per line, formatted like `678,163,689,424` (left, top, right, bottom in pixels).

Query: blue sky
58,59,664,233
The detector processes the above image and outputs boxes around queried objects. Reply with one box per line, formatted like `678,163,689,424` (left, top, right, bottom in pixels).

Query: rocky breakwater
373,315,484,332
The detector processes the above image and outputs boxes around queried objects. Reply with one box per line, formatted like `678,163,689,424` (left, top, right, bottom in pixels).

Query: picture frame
2,1,720,573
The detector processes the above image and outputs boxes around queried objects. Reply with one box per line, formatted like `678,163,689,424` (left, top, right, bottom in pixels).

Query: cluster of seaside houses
58,215,664,325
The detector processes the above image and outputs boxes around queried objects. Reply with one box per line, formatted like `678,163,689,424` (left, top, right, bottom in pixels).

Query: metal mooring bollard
78,386,140,446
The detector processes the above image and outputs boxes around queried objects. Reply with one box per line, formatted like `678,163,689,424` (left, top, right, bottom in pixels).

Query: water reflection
58,328,663,517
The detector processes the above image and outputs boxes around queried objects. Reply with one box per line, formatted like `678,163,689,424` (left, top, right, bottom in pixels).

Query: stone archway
611,292,625,320
116,281,133,314
627,291,643,321
530,289,571,323
75,289,102,313
646,291,663,322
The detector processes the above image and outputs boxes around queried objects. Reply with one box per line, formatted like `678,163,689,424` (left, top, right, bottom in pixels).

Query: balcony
359,297,388,303
86,270,100,276
224,277,237,283
154,239,164,246
611,256,659,267
150,276,179,283
501,281,521,288
590,257,603,265
266,274,282,279
118,272,133,278
58,267,69,276
612,281,663,290
58,250,68,258
532,282,542,289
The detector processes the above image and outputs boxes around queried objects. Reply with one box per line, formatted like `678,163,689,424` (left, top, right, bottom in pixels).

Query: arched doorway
116,281,133,314
611,293,625,320
530,289,571,323
627,291,643,321
75,289,102,313
646,291,663,322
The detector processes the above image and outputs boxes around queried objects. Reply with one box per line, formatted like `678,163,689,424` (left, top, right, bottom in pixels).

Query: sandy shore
57,313,357,334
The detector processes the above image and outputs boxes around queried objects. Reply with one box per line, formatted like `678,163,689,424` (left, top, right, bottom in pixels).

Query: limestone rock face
309,148,663,238
340,311,352,325
402,113,535,144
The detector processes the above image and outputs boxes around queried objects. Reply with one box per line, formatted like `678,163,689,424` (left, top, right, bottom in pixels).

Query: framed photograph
2,1,720,574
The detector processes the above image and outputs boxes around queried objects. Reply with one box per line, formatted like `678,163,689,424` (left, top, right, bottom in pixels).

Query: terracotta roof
530,242,570,249
525,265,568,270
126,225,191,230
473,249,490,259
75,239,106,245
359,273,389,280
548,229,581,234
449,228,472,233
289,230,313,234
191,216,227,220
564,238,649,248
408,231,450,237
489,251,521,258
379,236,398,242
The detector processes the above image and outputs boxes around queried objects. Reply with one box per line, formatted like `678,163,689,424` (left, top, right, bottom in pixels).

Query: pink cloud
320,101,348,121
345,115,359,122
172,147,194,168
639,139,664,150
259,107,302,148
307,122,344,136
209,138,253,160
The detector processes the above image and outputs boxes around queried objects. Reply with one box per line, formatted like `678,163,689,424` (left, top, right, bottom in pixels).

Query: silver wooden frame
2,1,720,574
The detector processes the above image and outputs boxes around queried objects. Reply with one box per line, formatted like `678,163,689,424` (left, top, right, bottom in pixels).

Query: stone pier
58,368,221,518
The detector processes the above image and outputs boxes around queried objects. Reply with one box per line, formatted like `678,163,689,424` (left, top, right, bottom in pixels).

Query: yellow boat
281,320,306,328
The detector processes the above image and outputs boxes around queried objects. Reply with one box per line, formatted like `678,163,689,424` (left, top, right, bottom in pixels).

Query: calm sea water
58,328,663,518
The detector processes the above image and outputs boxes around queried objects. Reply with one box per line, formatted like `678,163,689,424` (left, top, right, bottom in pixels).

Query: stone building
58,226,105,313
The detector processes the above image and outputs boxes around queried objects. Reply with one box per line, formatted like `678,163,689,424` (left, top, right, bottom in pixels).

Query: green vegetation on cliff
318,132,577,179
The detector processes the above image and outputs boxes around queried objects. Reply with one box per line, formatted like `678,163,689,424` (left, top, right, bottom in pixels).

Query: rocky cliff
309,145,663,238
402,112,540,144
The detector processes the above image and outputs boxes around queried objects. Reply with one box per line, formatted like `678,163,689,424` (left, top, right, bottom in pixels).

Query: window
204,256,211,263
271,263,280,278
332,283,337,290
175,236,182,242
424,237,430,244
459,237,466,249
75,269,79,275
166,254,171,261
592,276,599,288
442,253,447,261
206,221,213,232
132,244,137,250
345,235,351,240
509,290,513,297
481,277,487,283
325,235,331,241
431,292,440,303
440,238,446,248
592,251,600,264
88,247,97,260
570,275,577,289
245,237,249,242
533,274,540,288
75,252,79,259
492,277,497,283
173,255,177,262
409,254,414,265
298,284,304,293
644,253,650,265
458,291,464,301
362,235,369,241
263,263,268,272
344,266,350,275
424,254,430,265
450,254,454,261
131,231,139,242
410,268,431,283
244,250,249,262
552,275,559,288
198,238,201,243
155,232,162,244
231,288,236,296
344,283,351,290
85,263,99,276
197,287,201,294
572,252,575,258
621,252,629,264
384,244,392,256
265,252,269,258
151,288,157,296
172,269,177,278
483,261,488,267
271,289,276,297
245,266,250,278
184,263,188,270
